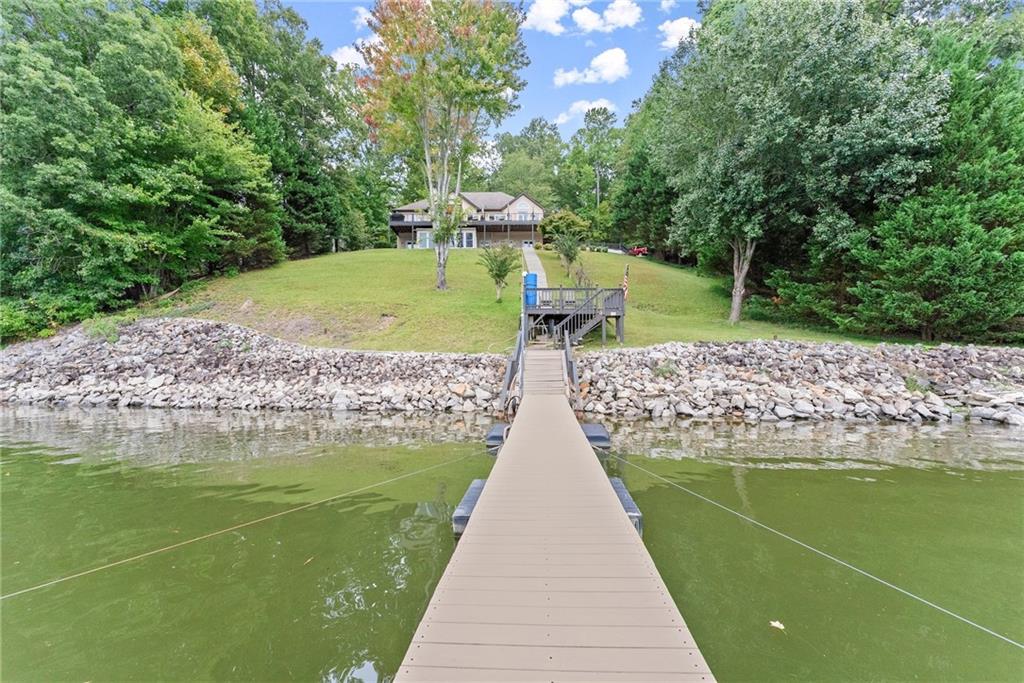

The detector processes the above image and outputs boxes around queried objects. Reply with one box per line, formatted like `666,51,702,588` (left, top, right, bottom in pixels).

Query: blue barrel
523,272,538,306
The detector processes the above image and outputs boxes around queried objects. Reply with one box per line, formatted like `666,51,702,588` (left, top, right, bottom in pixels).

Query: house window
416,230,433,249
517,201,530,220
450,229,476,248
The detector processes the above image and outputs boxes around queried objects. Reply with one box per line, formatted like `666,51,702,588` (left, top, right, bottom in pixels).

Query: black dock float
609,477,643,536
452,479,486,536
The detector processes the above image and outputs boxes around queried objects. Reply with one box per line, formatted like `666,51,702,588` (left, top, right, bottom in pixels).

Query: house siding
389,191,545,248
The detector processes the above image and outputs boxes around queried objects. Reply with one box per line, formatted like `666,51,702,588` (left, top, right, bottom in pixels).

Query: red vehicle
628,246,648,257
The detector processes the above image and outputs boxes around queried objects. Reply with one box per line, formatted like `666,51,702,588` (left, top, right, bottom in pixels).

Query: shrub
478,245,521,302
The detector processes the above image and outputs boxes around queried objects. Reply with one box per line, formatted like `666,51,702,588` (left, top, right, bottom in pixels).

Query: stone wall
575,341,1024,426
3,318,1023,427
1,319,505,413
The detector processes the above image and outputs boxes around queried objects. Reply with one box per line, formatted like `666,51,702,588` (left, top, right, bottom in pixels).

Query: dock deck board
396,349,714,682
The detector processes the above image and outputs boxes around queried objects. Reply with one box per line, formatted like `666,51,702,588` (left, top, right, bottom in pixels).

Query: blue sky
284,0,701,137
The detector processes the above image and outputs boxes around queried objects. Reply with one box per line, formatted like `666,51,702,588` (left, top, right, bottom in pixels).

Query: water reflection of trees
0,406,494,465
607,418,1024,471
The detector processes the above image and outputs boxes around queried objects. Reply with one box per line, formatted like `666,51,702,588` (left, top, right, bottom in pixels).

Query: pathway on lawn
521,245,548,288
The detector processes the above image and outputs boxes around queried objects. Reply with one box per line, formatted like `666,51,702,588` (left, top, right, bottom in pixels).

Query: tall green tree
187,0,369,258
842,20,1024,340
612,48,687,254
1,0,283,336
360,0,528,290
656,0,946,322
488,118,563,207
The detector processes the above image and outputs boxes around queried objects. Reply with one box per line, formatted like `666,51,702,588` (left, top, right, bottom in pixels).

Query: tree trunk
435,242,449,290
495,284,503,302
729,238,757,324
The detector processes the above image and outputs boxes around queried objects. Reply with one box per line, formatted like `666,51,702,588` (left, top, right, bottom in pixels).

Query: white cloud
331,45,366,69
659,0,677,11
572,0,642,33
553,98,616,125
352,6,371,31
554,47,630,87
658,16,700,49
523,0,570,35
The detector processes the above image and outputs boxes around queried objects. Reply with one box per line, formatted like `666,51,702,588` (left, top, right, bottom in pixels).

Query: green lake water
2,407,1023,681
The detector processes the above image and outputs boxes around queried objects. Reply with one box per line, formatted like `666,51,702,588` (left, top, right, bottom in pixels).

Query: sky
283,0,702,137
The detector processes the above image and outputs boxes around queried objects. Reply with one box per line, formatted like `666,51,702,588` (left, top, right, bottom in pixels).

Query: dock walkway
396,349,714,682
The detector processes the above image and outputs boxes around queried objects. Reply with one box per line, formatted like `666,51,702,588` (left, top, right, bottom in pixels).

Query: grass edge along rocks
2,318,1023,427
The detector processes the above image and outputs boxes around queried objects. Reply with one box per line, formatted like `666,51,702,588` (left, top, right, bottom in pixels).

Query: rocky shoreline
2,317,1023,427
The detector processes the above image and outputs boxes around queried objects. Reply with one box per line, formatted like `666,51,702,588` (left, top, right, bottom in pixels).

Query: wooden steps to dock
396,349,714,682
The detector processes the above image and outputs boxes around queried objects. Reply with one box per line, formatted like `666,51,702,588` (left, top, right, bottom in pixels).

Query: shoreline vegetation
3,317,1022,428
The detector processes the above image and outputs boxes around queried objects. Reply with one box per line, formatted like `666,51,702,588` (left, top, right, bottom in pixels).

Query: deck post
602,317,607,345
616,315,624,343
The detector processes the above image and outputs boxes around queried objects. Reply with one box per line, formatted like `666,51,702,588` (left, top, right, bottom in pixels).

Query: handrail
551,288,605,343
499,330,524,409
525,287,626,315
563,334,579,395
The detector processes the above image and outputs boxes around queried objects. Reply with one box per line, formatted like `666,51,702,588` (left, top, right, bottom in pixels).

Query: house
389,192,545,249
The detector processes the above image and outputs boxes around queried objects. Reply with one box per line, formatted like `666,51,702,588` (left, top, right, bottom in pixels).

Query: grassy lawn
537,249,859,346
162,249,522,353
150,247,874,352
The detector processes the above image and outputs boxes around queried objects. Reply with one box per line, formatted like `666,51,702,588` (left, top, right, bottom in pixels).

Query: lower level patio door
417,228,477,249
456,229,476,248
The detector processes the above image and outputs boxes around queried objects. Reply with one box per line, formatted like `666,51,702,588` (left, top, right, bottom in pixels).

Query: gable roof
394,191,528,212
460,191,515,211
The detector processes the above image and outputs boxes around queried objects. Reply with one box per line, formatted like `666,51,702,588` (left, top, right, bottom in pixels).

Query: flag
622,265,629,301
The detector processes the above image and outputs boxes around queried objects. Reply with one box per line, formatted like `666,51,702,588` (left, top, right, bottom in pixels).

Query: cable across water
612,455,1024,651
1,454,471,601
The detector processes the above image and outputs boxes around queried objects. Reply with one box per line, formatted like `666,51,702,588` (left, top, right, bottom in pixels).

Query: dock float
397,349,714,682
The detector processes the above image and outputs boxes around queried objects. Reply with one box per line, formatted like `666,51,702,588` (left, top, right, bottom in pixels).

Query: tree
656,0,946,322
478,245,521,302
489,118,563,207
843,19,1024,340
540,210,589,242
360,0,528,290
553,233,581,276
572,108,620,209
189,0,370,258
612,46,688,255
846,190,1024,340
0,0,283,333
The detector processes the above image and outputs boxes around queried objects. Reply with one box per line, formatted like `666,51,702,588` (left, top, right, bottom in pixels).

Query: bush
0,300,46,343
847,189,1024,341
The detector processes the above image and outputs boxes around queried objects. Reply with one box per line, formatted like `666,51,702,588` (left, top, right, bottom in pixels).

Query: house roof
460,191,515,210
394,191,539,212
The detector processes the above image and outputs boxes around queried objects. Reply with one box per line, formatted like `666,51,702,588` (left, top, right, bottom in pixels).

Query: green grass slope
157,248,863,352
538,250,853,346
167,250,522,353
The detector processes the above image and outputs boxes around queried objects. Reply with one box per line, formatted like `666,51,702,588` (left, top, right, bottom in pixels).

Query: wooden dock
396,349,714,682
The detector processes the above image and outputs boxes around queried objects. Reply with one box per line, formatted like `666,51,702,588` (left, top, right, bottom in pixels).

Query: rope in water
1,454,470,601
612,455,1024,651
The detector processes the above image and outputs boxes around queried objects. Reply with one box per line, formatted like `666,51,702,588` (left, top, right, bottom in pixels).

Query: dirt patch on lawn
177,298,403,347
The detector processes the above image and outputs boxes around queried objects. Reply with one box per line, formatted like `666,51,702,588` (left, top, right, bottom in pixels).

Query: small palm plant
478,245,521,302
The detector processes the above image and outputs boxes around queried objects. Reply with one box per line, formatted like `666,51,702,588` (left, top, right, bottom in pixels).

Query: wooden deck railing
525,287,625,316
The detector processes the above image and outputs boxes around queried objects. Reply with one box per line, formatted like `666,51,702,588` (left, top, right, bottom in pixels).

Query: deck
395,349,714,682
